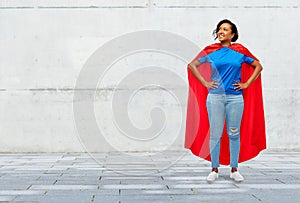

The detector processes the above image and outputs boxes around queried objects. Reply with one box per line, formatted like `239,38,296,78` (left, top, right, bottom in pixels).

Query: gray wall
0,0,299,152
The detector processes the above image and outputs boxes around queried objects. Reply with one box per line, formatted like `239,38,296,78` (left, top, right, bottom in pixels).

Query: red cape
185,43,266,165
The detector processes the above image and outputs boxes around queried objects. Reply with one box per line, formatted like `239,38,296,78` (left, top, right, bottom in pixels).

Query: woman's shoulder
204,43,222,49
231,43,250,52
231,43,257,59
202,43,222,54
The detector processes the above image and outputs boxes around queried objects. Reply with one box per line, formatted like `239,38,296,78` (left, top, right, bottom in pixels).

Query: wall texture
0,0,299,152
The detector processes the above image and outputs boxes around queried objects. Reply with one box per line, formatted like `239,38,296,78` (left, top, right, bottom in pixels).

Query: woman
185,19,266,182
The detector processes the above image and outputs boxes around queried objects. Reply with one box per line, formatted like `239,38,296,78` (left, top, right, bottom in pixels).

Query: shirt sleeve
198,56,208,64
243,55,255,64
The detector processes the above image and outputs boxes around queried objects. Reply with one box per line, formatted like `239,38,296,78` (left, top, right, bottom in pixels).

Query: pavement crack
260,171,267,175
26,185,32,190
291,174,299,180
44,189,49,195
11,195,19,202
275,178,286,184
232,183,240,188
251,194,262,201
91,194,95,202
161,176,170,189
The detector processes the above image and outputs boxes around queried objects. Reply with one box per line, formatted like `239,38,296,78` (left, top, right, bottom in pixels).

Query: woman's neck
220,41,231,47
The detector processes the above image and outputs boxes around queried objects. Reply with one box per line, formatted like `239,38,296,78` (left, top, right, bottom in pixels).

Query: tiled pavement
0,150,299,203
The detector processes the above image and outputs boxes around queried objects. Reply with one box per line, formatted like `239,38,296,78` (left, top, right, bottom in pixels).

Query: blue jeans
206,94,244,168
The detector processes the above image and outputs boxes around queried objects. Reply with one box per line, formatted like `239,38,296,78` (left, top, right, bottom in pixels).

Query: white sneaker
230,171,244,182
206,171,219,182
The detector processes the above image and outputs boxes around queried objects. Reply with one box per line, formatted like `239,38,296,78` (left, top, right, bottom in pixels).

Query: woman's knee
228,127,240,139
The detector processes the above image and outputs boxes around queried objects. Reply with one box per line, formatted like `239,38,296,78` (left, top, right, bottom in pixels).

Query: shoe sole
206,177,218,183
230,177,244,182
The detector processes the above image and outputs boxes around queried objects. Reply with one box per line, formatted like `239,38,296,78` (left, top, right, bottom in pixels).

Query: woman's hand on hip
203,80,218,89
233,80,249,91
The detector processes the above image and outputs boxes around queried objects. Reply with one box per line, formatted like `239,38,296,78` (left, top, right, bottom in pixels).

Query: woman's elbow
188,63,196,70
188,61,200,70
253,61,263,71
258,63,263,71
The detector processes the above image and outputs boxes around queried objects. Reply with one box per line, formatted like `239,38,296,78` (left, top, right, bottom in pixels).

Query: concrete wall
0,0,299,152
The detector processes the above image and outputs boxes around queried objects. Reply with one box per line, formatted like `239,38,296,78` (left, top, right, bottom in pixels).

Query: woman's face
217,23,235,43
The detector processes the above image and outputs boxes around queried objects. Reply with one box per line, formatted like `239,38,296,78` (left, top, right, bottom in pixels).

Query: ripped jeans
206,94,244,168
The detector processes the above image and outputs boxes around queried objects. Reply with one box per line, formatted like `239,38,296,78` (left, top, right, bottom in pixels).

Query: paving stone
0,190,44,195
120,188,194,195
163,176,205,180
168,183,235,189
119,179,163,185
238,183,300,189
101,184,167,190
55,180,100,185
46,189,119,196
168,193,258,203
118,194,172,203
0,196,15,201
14,194,93,203
92,195,121,203
250,188,300,202
102,176,158,180
0,184,30,190
11,195,46,202
30,185,98,190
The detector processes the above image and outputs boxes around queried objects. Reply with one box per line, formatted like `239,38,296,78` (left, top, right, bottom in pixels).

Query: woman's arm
233,60,263,91
188,60,218,89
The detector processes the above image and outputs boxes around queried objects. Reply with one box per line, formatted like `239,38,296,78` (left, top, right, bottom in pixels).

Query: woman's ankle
231,167,238,173
212,168,218,173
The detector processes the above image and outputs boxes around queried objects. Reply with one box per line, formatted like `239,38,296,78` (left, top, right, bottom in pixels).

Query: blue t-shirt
198,47,254,95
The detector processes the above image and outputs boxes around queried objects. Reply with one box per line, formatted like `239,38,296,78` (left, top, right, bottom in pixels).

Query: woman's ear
231,33,235,39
